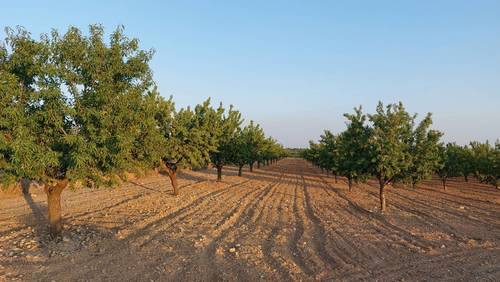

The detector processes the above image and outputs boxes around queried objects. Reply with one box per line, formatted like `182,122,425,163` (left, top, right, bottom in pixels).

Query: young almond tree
303,141,321,168
457,145,474,182
318,130,340,181
405,113,443,188
228,131,250,177
337,106,372,191
210,105,243,181
0,25,158,238
157,99,219,195
242,121,266,172
368,102,414,212
436,143,463,190
470,141,500,190
259,137,285,166
228,121,265,176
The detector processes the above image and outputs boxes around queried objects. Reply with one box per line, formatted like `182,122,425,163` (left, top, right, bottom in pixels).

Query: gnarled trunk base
165,164,179,196
379,180,386,212
216,166,222,182
44,180,68,239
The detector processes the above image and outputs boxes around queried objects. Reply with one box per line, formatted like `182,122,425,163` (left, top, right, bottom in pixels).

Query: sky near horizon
2,1,499,147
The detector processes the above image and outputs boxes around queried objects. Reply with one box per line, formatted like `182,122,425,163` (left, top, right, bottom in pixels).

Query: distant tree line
304,102,499,212
0,25,286,238
285,148,306,158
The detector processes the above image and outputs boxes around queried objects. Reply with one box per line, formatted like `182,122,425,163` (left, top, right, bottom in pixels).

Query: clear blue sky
2,0,499,147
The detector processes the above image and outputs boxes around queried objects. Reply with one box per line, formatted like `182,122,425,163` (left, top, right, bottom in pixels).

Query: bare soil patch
1,158,499,281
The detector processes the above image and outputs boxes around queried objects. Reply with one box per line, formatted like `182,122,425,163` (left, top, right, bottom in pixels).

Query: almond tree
337,106,371,191
157,99,219,195
228,130,251,176
470,141,500,190
405,113,443,188
436,143,463,190
303,141,321,169
318,130,340,181
457,145,474,182
368,102,414,212
242,121,266,172
0,25,157,238
259,137,285,166
228,121,266,176
210,105,243,181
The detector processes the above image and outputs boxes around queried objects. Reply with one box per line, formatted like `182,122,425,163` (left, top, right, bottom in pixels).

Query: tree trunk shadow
21,179,48,235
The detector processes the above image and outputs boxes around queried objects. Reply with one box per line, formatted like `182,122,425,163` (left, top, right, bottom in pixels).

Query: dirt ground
1,158,499,281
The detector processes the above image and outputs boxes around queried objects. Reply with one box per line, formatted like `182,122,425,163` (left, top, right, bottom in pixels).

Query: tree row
0,25,285,238
303,102,499,212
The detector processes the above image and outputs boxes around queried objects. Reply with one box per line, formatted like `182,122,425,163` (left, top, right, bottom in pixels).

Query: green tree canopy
405,113,443,188
228,121,268,176
157,98,220,195
209,104,243,181
470,141,500,189
368,102,414,211
337,106,372,190
0,25,158,238
436,143,464,190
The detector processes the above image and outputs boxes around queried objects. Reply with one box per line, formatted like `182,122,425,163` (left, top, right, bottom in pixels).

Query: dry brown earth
1,158,499,281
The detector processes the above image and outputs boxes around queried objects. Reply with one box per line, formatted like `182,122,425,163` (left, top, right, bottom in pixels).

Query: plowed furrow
196,175,283,280
288,174,315,277
261,182,295,281
301,175,345,271
320,177,436,251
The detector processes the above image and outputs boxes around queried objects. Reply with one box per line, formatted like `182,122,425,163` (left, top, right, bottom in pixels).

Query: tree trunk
379,179,386,212
257,162,261,169
464,175,469,182
238,165,243,177
166,165,179,196
249,163,253,172
44,180,69,239
216,165,222,182
442,178,447,191
334,174,338,183
348,177,353,192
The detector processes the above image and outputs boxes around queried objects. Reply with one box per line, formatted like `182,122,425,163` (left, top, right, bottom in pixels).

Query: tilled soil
1,158,499,281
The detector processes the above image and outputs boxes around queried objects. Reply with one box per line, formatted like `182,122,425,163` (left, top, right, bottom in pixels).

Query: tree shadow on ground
19,180,48,241
158,170,208,183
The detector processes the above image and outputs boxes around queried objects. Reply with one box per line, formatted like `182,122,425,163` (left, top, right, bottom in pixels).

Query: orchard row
0,25,286,238
304,102,499,212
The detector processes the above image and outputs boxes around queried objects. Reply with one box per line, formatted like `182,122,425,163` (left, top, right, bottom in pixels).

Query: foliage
0,24,283,237
470,141,500,189
1,25,158,188
337,106,371,188
436,143,464,186
305,101,446,211
367,102,414,187
405,113,443,187
159,99,219,170
210,105,243,168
